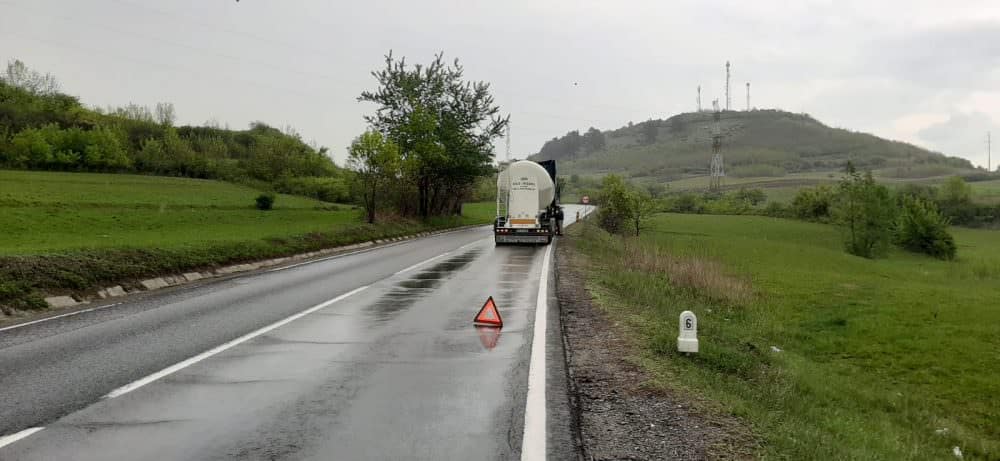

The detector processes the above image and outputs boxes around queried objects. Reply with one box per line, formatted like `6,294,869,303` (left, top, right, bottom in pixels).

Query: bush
666,192,704,213
255,193,275,210
791,185,834,221
763,201,791,218
895,197,956,260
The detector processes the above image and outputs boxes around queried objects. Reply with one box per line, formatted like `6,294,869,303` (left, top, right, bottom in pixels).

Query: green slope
532,110,976,182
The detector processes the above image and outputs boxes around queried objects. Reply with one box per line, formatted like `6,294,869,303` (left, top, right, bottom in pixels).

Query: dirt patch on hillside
556,238,756,460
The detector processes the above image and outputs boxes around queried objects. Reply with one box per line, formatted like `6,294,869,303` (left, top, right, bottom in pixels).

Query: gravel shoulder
556,234,756,460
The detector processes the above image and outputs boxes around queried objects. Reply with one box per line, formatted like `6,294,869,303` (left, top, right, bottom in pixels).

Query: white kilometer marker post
678,311,698,353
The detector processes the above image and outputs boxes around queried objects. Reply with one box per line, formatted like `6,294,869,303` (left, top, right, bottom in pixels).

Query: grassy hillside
0,170,493,314
533,110,977,182
568,214,999,459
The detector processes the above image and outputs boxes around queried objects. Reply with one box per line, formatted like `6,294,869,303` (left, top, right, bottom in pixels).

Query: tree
596,174,655,236
895,196,956,260
937,176,976,224
833,169,896,258
155,102,176,126
641,120,658,145
2,60,60,95
348,131,401,223
359,52,508,218
582,127,606,153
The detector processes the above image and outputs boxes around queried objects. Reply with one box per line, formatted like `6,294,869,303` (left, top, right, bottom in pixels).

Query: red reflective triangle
474,296,503,327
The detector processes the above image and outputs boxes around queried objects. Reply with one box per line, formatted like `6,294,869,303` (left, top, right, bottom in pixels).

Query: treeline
592,167,998,260
535,127,606,161
348,52,507,222
0,60,350,203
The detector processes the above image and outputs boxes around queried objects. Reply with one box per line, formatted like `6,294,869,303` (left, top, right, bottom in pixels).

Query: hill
531,110,976,182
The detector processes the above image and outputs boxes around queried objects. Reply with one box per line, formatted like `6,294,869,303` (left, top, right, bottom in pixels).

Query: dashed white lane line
0,427,44,450
101,284,371,400
395,252,451,275
521,243,553,461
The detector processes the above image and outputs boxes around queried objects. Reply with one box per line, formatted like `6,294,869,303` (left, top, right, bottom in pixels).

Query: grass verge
0,170,494,315
566,213,999,459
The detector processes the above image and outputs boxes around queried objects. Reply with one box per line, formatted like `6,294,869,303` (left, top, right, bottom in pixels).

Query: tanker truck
494,159,563,245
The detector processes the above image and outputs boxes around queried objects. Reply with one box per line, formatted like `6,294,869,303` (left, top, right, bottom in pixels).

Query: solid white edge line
0,226,490,333
102,284,370,400
521,243,553,461
0,303,122,333
0,427,44,450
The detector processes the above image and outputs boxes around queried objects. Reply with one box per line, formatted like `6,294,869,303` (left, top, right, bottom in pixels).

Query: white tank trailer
495,160,563,244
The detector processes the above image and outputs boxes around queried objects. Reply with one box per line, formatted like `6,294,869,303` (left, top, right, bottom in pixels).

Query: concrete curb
43,223,488,309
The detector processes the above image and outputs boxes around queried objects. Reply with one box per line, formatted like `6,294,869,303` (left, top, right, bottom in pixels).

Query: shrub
667,192,703,213
791,185,834,221
763,201,791,218
895,196,956,260
255,193,275,210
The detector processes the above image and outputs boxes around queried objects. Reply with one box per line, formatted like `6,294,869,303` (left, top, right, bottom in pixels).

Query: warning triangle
474,296,503,327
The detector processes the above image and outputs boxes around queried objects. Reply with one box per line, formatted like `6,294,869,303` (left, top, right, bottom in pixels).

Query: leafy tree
641,120,658,145
833,169,896,258
597,174,654,235
582,127,606,153
348,131,401,223
359,52,508,218
3,59,59,95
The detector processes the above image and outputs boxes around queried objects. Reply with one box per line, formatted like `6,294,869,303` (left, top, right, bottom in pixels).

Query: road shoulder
555,232,754,460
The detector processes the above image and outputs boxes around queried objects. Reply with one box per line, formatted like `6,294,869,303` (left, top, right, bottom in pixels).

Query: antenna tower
697,85,702,112
989,131,992,172
710,100,725,191
725,61,731,111
746,82,751,111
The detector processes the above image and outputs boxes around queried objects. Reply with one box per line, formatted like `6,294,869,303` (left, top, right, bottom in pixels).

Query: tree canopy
358,52,508,218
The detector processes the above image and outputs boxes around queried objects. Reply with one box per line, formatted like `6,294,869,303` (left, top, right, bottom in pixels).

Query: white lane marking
394,237,488,276
102,285,370,399
266,225,489,273
521,243,553,461
0,303,123,333
395,252,450,275
0,427,44,450
0,227,489,334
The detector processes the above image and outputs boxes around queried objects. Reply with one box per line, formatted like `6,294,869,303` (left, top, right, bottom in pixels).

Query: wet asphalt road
0,205,590,460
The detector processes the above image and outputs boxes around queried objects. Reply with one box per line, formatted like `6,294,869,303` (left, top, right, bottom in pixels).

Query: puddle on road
364,249,483,322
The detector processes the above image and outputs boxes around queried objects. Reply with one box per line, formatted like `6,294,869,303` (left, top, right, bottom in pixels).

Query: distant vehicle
495,160,563,244
581,195,590,205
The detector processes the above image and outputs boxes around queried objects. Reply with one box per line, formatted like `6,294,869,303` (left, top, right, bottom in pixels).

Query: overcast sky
2,0,999,169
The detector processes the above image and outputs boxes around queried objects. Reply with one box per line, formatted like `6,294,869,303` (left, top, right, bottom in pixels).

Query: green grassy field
0,170,493,314
568,214,999,459
970,179,1000,204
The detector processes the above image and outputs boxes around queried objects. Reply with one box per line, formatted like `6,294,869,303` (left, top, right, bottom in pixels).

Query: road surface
0,205,591,460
